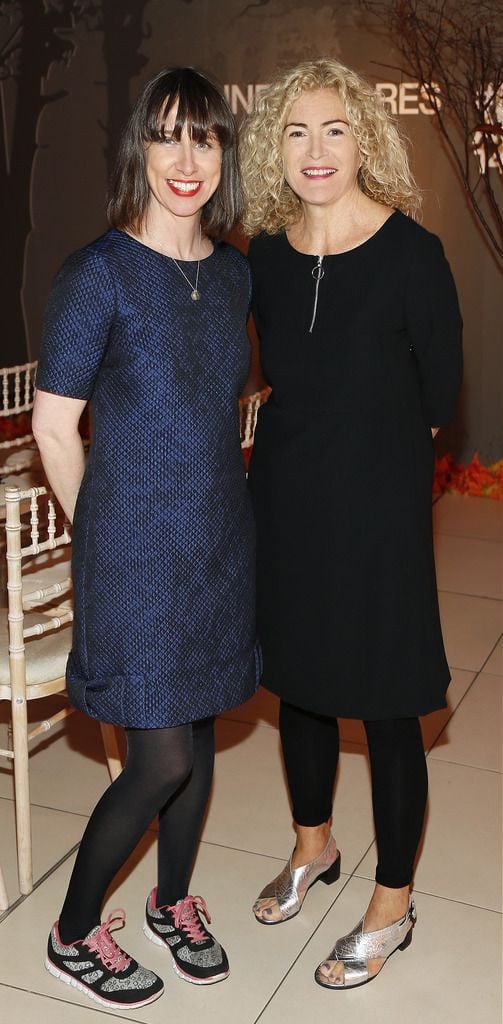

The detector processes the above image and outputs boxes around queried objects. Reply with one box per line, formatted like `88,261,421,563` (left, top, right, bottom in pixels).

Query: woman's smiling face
281,88,361,210
145,99,223,221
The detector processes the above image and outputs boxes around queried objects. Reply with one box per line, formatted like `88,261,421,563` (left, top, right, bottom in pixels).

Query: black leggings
279,701,428,889
58,718,214,945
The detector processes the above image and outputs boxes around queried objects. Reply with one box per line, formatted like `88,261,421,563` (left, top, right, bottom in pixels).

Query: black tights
279,701,428,889
58,718,214,945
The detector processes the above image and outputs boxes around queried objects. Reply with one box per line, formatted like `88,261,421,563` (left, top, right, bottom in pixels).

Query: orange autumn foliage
433,453,503,500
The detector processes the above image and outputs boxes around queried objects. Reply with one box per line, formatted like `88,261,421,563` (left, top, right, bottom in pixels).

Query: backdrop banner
1,0,501,461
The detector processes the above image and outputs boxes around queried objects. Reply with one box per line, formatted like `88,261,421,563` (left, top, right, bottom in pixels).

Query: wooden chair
0,361,37,454
0,361,42,530
239,386,271,449
0,484,122,899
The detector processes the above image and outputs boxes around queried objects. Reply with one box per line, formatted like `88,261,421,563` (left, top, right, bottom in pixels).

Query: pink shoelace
173,895,211,942
83,909,131,972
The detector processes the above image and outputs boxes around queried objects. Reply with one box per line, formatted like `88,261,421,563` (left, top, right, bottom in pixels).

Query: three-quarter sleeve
36,247,116,400
406,230,463,427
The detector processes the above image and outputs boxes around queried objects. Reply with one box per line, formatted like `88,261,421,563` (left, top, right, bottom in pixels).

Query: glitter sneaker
143,889,229,985
46,908,164,1009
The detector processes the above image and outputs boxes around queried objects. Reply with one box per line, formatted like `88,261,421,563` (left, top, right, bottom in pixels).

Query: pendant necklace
170,224,202,301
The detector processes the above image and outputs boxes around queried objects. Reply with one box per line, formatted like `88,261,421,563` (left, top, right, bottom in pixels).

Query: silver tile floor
0,492,501,1023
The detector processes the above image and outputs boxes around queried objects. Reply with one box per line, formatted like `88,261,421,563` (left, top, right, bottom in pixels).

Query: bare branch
360,0,503,260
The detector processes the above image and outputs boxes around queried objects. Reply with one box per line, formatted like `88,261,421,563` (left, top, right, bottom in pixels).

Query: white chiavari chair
0,484,122,900
239,386,271,449
0,361,37,453
0,361,43,532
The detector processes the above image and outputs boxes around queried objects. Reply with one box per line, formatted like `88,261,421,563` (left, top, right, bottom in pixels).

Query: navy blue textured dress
36,229,260,728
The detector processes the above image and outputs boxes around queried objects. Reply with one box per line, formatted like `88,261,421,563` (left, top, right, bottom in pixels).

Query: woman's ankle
291,821,333,867
364,883,410,929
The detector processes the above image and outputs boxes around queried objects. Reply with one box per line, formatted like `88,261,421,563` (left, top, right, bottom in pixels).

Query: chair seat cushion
0,610,72,687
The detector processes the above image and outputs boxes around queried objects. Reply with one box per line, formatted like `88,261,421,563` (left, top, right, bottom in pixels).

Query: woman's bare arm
32,390,88,523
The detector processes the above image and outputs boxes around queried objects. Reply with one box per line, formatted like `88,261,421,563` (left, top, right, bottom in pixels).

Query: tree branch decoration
359,0,503,261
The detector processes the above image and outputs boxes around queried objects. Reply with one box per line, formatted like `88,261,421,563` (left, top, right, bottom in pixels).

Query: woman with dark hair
33,67,259,1009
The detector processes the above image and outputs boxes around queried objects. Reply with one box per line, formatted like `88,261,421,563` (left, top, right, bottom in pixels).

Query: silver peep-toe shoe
252,835,340,925
315,895,416,989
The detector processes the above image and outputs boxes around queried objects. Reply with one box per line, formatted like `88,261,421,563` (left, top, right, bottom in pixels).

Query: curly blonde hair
239,58,421,236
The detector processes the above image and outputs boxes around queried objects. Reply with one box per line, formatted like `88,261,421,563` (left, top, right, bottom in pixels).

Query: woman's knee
124,725,194,804
364,716,423,751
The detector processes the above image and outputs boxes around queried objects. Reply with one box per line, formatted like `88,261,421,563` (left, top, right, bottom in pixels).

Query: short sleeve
36,247,116,401
406,230,463,426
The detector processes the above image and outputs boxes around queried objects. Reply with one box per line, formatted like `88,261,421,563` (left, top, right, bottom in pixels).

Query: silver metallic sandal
315,896,416,989
252,835,340,925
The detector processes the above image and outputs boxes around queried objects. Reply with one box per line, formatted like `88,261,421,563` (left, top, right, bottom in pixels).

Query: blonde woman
240,59,462,990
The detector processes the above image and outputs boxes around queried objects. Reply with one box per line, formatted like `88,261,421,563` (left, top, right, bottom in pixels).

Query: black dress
248,210,462,720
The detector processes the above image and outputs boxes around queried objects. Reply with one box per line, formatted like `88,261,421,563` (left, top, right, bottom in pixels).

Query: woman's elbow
32,391,84,450
32,405,59,449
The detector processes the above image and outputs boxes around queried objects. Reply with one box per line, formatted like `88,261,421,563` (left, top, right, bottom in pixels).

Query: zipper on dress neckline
309,255,324,333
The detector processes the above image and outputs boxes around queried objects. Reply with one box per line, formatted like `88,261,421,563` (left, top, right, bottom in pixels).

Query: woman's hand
32,390,87,523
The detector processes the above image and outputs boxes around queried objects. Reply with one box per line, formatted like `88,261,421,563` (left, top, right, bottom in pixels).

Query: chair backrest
2,485,73,701
239,386,271,449
0,361,38,451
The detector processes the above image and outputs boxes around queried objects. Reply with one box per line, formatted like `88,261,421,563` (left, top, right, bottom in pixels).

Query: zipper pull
312,255,325,282
309,255,324,333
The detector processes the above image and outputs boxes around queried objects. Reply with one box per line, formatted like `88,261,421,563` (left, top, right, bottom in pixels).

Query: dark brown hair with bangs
107,67,242,238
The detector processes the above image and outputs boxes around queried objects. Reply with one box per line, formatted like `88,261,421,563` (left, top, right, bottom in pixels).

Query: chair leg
11,695,33,895
100,722,123,781
0,864,8,911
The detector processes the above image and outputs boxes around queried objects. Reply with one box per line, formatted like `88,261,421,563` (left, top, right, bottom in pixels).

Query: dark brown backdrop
1,0,501,462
